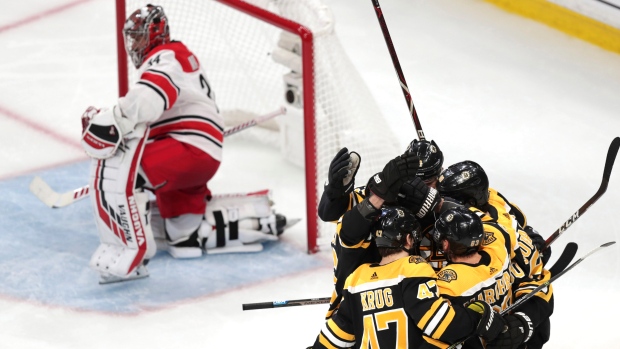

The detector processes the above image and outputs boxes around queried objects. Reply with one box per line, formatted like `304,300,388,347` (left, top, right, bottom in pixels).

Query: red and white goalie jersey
118,40,223,161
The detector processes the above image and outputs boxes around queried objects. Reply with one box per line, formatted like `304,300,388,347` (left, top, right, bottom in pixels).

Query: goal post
115,0,402,254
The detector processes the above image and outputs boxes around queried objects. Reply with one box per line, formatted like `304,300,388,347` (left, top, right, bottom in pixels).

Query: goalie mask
432,207,483,259
373,206,422,251
437,160,490,207
124,4,170,68
405,139,444,182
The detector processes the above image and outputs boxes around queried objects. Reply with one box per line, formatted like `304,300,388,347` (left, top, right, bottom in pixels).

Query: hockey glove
523,225,551,265
80,106,122,159
324,147,361,200
370,153,420,202
467,301,507,342
486,312,533,349
398,177,441,218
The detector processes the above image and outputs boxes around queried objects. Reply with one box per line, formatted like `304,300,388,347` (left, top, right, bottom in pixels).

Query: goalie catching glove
324,147,361,200
80,106,122,159
370,152,420,202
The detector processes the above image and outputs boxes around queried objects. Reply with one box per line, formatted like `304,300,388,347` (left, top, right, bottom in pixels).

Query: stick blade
29,176,61,208
548,242,578,277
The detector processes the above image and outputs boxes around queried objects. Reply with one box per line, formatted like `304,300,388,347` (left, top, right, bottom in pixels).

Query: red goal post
115,0,401,254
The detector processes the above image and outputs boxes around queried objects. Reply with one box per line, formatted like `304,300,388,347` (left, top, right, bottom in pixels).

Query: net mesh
120,0,402,251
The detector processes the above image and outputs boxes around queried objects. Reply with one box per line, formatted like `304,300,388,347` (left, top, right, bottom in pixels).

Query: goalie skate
97,263,149,285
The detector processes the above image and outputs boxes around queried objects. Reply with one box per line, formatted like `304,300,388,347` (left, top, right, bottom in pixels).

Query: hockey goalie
80,4,288,284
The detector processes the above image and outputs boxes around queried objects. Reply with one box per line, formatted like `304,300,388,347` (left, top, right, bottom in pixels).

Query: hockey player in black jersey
313,205,511,349
436,160,551,265
432,207,548,349
320,140,447,318
432,162,554,349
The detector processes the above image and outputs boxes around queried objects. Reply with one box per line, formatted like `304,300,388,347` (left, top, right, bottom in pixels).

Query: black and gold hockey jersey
435,217,553,347
326,187,378,319
314,255,482,349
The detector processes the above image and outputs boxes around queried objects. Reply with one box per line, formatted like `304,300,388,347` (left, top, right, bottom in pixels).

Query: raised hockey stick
544,137,620,250
447,241,616,349
242,297,330,311
29,107,287,208
371,0,425,141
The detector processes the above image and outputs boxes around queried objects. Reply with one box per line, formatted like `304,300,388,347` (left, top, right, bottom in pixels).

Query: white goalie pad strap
199,214,277,249
88,135,156,277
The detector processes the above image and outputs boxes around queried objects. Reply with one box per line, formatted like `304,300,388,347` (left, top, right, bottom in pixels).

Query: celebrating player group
309,138,563,349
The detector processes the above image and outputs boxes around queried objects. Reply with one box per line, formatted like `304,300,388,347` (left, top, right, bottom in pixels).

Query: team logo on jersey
409,255,426,264
483,231,496,245
489,267,498,274
396,209,404,217
446,214,454,222
370,272,378,280
437,269,457,282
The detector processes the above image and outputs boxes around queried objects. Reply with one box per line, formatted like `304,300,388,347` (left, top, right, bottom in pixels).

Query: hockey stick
544,137,620,250
447,241,616,349
29,107,287,208
242,242,580,312
242,297,330,311
370,0,425,141
547,241,578,277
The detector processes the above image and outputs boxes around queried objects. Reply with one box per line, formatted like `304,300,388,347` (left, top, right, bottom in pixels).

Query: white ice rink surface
1,0,620,348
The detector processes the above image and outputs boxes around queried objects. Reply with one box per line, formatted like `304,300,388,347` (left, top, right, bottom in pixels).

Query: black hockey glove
486,312,534,349
467,301,507,342
324,147,361,200
524,225,551,266
370,153,420,202
398,177,441,219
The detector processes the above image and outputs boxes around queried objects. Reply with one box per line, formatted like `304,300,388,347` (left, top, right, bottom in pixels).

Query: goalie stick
241,242,581,311
370,0,425,141
544,137,620,250
29,107,286,208
447,241,616,349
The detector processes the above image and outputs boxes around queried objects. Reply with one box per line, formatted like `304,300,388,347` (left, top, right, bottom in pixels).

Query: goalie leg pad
199,210,277,254
88,135,156,280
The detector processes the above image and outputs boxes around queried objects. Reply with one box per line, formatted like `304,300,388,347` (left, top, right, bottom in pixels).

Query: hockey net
116,0,401,253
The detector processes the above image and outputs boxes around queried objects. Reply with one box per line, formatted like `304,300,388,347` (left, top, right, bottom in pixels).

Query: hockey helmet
437,160,490,207
405,139,444,181
432,207,483,257
373,206,422,249
123,4,170,68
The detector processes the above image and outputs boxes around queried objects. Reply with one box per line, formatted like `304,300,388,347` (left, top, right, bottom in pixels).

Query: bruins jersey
314,255,481,349
325,187,377,319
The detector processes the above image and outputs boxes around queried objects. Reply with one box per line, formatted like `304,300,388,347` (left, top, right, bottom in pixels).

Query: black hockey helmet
373,206,422,249
432,207,483,257
437,160,489,207
405,139,444,181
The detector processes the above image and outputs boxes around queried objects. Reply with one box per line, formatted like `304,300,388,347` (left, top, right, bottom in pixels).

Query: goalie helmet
123,4,170,68
405,139,444,181
373,206,422,249
432,207,483,257
437,160,489,207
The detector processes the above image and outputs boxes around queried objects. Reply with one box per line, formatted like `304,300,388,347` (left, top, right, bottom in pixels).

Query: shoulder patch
437,269,458,282
409,255,427,264
483,231,497,245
